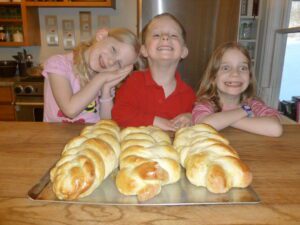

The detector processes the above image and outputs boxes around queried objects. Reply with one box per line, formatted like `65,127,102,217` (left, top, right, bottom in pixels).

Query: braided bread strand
174,123,252,193
50,120,120,200
116,126,181,202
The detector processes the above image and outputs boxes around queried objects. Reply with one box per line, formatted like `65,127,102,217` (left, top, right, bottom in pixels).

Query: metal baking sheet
28,165,260,206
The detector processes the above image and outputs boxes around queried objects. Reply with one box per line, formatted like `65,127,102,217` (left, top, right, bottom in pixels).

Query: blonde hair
73,28,141,86
140,13,187,69
196,42,256,112
142,12,187,44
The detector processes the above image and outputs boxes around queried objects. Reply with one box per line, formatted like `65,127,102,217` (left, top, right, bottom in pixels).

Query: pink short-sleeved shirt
42,53,100,123
192,99,280,124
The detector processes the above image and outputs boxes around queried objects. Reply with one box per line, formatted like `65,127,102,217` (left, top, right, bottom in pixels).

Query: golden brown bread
174,123,252,193
116,126,180,202
50,120,120,200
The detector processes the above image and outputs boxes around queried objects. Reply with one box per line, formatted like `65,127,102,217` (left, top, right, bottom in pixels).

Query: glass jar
13,30,23,42
0,26,6,42
242,23,252,40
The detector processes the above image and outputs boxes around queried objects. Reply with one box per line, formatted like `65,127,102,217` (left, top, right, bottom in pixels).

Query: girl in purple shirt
192,42,282,137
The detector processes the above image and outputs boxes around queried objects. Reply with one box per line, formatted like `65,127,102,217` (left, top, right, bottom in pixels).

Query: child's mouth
157,46,173,51
225,81,243,87
99,56,106,69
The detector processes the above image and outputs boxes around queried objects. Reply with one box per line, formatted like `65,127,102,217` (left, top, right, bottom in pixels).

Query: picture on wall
62,19,75,50
79,11,92,42
45,15,59,46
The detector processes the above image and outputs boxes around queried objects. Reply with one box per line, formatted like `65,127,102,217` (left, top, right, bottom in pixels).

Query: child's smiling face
215,48,250,99
88,36,137,73
141,15,188,64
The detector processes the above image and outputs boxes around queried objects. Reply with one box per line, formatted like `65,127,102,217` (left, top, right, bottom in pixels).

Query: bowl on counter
0,60,17,77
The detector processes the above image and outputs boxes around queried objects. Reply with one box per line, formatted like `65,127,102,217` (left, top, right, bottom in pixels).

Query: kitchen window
279,1,300,101
256,0,300,116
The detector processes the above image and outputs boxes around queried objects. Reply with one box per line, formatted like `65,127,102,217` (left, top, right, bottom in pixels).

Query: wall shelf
238,0,261,74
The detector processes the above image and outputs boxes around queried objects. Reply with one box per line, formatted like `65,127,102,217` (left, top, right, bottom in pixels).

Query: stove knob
14,85,23,94
24,85,34,94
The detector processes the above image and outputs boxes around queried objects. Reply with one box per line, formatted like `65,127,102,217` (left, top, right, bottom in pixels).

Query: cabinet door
0,105,15,121
0,86,14,103
0,2,40,46
24,0,115,7
0,86,15,121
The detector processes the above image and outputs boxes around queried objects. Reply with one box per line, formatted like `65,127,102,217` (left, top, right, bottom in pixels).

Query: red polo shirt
112,69,196,127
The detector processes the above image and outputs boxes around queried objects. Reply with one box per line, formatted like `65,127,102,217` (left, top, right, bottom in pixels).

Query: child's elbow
61,108,79,119
270,123,283,137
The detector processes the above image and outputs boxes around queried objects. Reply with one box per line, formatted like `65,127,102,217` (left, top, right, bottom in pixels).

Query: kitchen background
0,0,299,123
0,0,136,62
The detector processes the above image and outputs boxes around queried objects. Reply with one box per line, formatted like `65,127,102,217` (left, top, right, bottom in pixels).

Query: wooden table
0,122,299,225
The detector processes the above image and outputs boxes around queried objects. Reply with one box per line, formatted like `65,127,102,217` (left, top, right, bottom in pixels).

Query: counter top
0,122,299,225
0,76,22,86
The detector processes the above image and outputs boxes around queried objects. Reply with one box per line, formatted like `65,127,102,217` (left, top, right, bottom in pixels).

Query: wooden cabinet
0,0,115,47
0,86,15,121
24,0,115,8
237,0,261,74
0,2,40,46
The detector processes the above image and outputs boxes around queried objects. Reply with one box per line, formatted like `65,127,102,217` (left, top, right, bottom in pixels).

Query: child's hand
154,116,176,131
101,65,133,98
171,113,192,130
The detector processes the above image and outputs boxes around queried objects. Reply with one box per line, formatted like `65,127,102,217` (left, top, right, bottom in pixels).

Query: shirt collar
144,68,186,92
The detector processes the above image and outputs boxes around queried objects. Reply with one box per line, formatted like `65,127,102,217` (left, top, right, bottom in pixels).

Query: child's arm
49,66,131,119
171,113,192,130
199,108,248,131
99,66,133,119
231,116,282,137
153,116,176,131
231,100,283,137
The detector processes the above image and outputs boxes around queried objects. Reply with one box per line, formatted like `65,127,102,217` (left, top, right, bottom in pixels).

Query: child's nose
231,68,240,76
161,33,169,41
107,58,117,67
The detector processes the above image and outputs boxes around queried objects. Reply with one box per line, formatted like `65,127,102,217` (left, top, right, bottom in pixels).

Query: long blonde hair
73,28,141,86
196,42,256,112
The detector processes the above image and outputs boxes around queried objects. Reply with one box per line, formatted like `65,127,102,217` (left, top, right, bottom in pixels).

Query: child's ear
140,45,148,57
181,46,189,59
95,29,109,41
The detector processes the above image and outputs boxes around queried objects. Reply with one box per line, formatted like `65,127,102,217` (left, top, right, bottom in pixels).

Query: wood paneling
180,0,240,90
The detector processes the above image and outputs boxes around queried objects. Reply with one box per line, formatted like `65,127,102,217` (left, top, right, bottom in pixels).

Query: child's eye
170,34,178,38
220,65,230,72
111,46,117,54
240,65,249,72
152,34,160,38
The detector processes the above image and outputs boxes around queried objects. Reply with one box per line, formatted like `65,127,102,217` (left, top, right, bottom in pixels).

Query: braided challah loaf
116,126,181,202
174,123,252,194
50,120,120,200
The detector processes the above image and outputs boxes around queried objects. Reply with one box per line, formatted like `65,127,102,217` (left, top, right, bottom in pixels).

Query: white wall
0,0,137,65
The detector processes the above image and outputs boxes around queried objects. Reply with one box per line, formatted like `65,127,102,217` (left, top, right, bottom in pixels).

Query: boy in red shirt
112,13,196,131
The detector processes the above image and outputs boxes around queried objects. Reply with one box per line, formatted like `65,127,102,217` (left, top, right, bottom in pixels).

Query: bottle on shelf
5,27,11,42
0,26,6,42
241,22,252,40
13,29,23,42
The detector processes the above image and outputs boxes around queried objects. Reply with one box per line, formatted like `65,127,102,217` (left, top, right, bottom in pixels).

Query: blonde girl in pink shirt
192,42,282,137
42,28,140,123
